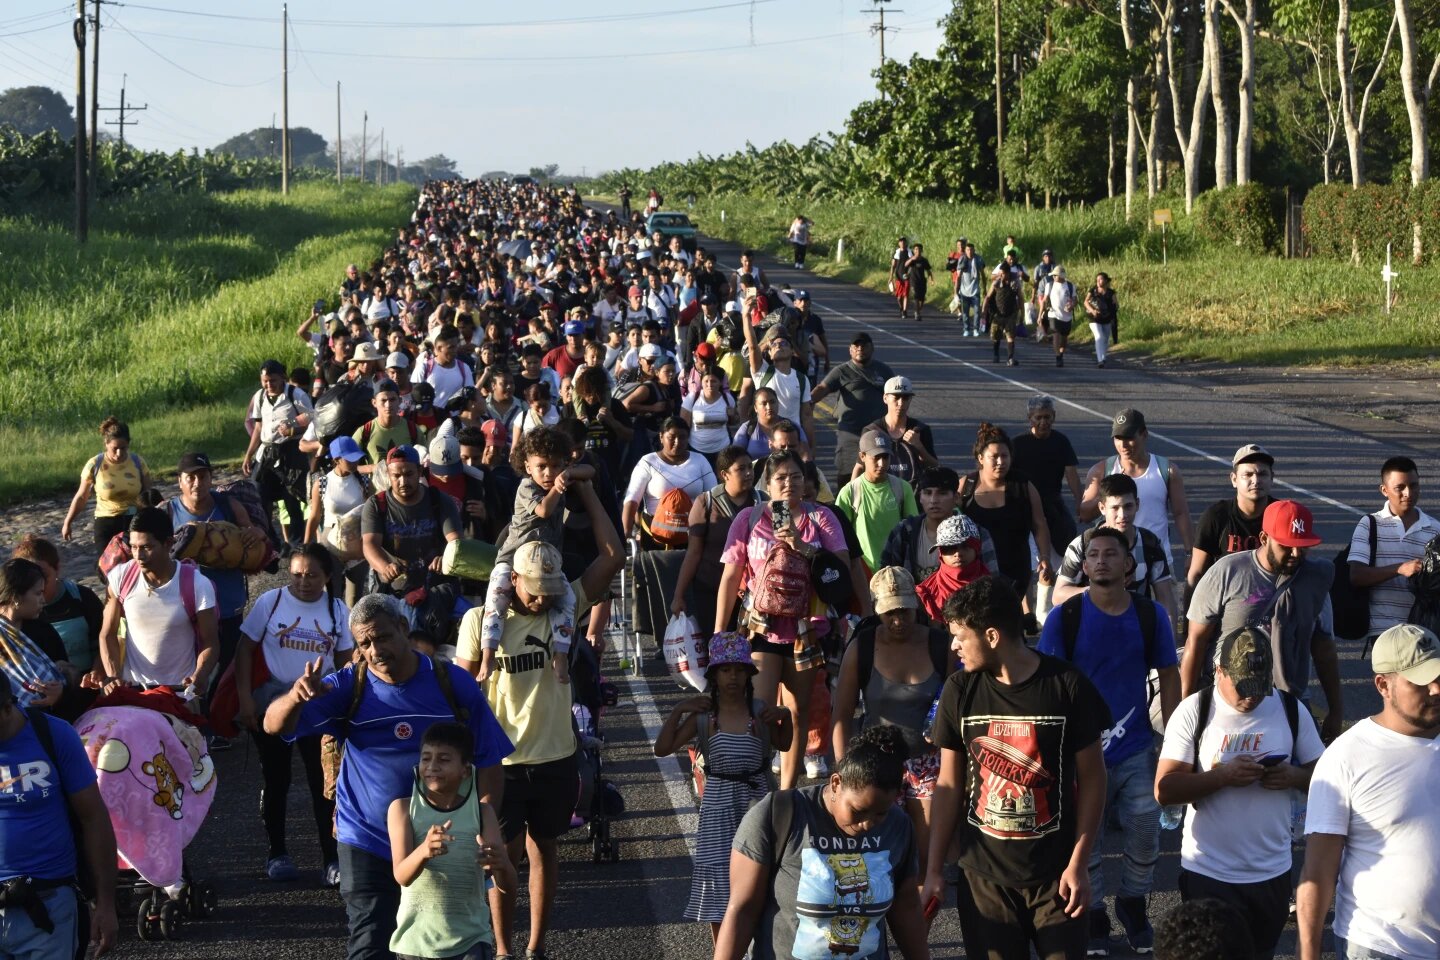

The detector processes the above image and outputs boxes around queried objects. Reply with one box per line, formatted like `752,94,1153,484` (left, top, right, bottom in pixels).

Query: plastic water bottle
1159,805,1184,831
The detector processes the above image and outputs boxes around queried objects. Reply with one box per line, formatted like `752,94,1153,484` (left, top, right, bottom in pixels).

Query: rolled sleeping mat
442,539,498,581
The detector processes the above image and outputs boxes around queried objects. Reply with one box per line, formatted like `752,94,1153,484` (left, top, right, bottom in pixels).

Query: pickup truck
644,211,698,252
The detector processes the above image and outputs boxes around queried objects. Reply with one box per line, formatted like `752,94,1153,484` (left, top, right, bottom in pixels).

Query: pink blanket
75,706,219,891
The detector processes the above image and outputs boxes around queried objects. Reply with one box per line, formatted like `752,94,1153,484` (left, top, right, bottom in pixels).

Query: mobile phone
923,894,941,921
314,298,327,314
771,500,792,530
1258,754,1288,767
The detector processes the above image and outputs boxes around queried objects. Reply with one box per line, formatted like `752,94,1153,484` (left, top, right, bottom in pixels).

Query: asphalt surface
105,228,1440,960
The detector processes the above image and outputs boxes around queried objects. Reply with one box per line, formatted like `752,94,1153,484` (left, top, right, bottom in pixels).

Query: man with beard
1299,623,1440,960
1182,500,1344,742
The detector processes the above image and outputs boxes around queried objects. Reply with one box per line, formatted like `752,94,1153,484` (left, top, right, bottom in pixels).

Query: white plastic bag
662,614,709,692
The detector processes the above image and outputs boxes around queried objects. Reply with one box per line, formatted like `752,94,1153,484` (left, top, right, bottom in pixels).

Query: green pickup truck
645,211,698,252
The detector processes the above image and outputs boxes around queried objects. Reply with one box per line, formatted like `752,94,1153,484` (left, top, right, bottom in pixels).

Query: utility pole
335,81,342,183
361,111,367,182
397,145,403,184
281,3,290,195
863,0,902,96
87,0,100,203
994,0,1006,203
100,76,146,149
73,0,87,243
379,128,385,186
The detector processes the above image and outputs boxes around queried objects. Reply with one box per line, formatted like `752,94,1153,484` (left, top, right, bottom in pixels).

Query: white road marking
621,669,699,856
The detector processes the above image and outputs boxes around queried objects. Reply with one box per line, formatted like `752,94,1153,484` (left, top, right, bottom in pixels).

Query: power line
287,17,322,84
104,13,279,87
114,25,863,63
0,16,75,39
111,0,780,29
0,7,72,29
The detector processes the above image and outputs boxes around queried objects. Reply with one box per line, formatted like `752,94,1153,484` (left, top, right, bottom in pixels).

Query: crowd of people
6,177,1438,960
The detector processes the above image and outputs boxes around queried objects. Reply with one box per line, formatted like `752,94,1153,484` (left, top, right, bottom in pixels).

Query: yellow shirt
353,419,428,466
458,581,594,766
84,453,151,518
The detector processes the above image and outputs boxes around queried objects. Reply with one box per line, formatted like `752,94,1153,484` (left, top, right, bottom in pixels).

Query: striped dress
684,721,769,922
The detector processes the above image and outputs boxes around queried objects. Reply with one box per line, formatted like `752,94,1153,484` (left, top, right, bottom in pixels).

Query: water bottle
922,692,942,745
1159,805,1184,831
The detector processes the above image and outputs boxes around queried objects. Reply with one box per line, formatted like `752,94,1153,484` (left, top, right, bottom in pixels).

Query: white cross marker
1382,243,1399,314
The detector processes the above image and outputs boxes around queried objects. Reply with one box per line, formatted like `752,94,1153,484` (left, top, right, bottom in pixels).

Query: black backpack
993,278,1019,317
1407,534,1440,637
313,378,376,443
1056,593,1160,662
1330,515,1377,641
1187,686,1302,810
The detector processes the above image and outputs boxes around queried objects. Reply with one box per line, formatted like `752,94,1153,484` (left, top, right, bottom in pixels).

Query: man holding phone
1155,626,1324,959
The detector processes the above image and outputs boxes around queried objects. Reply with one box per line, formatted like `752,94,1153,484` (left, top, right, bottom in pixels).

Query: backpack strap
856,632,876,693
1060,594,1084,662
767,788,796,883
1278,689,1301,763
361,420,375,446
926,628,950,679
1367,514,1378,565
888,474,904,506
116,561,144,606
342,658,370,736
88,454,104,484
431,654,470,724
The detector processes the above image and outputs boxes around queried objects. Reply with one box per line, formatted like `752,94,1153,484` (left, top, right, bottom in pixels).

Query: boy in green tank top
388,722,516,960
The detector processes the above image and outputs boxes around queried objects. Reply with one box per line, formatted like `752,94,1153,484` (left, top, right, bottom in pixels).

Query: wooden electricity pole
281,2,290,195
74,0,88,243
994,0,1006,203
88,0,100,202
335,81,342,183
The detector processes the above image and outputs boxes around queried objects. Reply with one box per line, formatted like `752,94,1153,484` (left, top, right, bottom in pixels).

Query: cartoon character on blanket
75,705,217,894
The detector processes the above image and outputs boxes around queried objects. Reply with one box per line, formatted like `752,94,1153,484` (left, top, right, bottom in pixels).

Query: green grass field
671,195,1440,367
0,182,416,503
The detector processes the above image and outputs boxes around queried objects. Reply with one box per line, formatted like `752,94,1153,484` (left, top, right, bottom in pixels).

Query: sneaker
323,861,341,887
1097,358,1107,368
266,855,301,882
1115,896,1155,954
1007,357,1018,367
771,753,782,775
1087,907,1112,957
207,734,233,753
804,755,829,779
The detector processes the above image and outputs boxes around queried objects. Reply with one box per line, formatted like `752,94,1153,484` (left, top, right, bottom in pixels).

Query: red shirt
543,345,583,379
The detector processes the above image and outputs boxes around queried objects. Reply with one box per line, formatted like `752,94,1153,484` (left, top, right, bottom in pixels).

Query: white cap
386,351,410,370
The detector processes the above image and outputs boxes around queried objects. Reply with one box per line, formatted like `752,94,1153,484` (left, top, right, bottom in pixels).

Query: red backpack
746,506,813,619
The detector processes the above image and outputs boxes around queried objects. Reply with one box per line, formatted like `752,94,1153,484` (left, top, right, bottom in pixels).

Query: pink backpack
747,507,813,619
116,560,200,646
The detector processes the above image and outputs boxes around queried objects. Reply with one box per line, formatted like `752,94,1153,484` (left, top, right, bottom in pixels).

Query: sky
0,1,949,176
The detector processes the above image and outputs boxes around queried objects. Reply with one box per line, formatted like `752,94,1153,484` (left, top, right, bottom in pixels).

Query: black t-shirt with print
932,653,1109,887
1194,497,1271,570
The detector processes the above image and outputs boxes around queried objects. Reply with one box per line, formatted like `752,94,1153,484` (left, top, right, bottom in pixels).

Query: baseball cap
428,435,461,477
412,382,435,407
385,351,410,370
514,541,569,596
563,320,587,337
794,289,810,301
936,515,981,550
328,436,365,463
870,566,918,615
480,419,509,448
884,376,914,397
627,285,643,298
1217,626,1274,700
695,341,717,361
1262,499,1322,548
761,326,790,346
850,332,873,346
859,431,892,457
1111,408,1147,439
699,293,717,306
1371,623,1440,685
373,378,399,396
639,343,664,360
177,452,213,475
386,445,420,466
1232,443,1274,468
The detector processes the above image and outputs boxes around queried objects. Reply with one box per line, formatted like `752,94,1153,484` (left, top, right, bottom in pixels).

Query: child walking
654,633,793,942
475,426,594,683
388,722,516,960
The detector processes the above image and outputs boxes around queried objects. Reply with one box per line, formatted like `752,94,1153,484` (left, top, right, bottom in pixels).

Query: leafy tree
212,126,328,167
0,86,75,138
415,154,460,179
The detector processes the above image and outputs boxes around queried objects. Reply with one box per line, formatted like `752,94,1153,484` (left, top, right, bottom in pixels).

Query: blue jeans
1088,748,1160,901
1336,939,1404,960
0,886,77,960
958,294,979,327
338,842,402,960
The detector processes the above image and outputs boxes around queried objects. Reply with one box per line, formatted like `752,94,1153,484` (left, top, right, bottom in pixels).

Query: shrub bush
1302,182,1416,263
1195,184,1279,253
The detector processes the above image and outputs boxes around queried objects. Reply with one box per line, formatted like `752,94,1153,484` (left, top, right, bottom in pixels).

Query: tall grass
0,182,415,502
681,194,1440,366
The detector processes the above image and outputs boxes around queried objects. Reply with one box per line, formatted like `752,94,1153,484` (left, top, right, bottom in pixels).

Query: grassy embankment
0,182,416,503
664,195,1440,367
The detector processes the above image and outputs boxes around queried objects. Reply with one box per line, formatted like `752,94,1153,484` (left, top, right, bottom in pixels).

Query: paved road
109,228,1440,959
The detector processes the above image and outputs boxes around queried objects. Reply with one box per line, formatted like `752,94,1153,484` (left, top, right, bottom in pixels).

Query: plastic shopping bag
662,614,709,692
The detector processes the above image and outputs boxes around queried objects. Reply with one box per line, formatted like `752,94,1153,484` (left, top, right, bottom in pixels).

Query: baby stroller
73,700,220,941
569,637,622,863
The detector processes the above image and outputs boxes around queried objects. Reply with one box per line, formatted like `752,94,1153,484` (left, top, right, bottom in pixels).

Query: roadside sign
1153,208,1172,225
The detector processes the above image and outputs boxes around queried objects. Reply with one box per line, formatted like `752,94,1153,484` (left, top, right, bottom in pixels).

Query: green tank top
389,770,494,958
